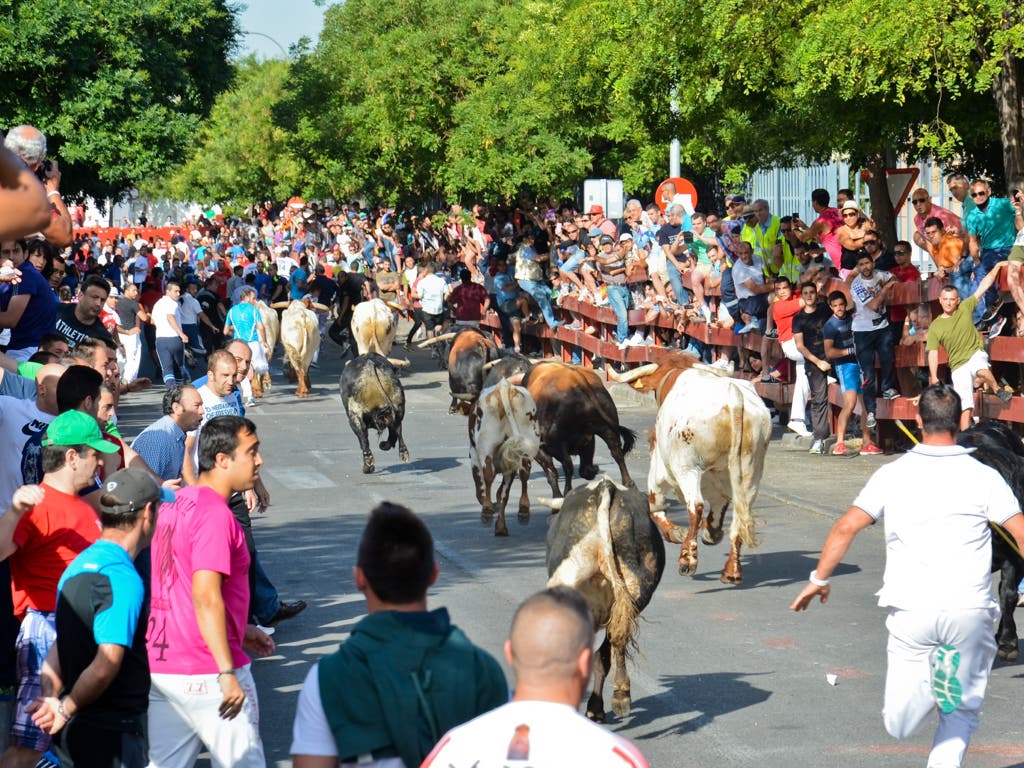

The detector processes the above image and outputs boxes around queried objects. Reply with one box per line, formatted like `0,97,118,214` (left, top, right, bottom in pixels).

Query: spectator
493,257,526,351
291,502,507,768
927,267,1011,430
289,256,311,300
796,188,843,268
29,469,172,768
732,242,772,334
195,277,227,353
791,282,834,454
965,180,1021,323
741,200,782,275
763,277,810,436
114,282,148,385
146,416,274,768
54,276,115,349
593,235,631,349
823,291,880,456
586,204,618,239
1002,191,1024,321
0,239,57,362
422,587,649,768
655,204,692,311
849,252,899,427
223,288,269,399
2,126,72,248
412,263,448,349
151,280,189,387
836,201,869,271
921,215,969,283
887,241,921,347
909,188,961,252
179,279,209,358
129,248,148,289
448,267,490,328
0,147,49,241
131,385,205,482
863,230,896,272
946,173,976,221
0,410,117,768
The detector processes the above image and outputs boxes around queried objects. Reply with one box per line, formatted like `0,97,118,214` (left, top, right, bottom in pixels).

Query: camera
35,159,52,183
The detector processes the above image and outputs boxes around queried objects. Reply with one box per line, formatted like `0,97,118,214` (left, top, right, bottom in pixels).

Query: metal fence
749,157,965,274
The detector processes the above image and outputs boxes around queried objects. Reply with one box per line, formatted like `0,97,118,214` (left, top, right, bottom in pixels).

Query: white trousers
121,332,142,383
147,665,265,768
883,606,998,768
781,338,809,423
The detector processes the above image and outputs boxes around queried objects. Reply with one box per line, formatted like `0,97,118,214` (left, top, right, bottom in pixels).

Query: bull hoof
517,507,530,524
494,522,509,537
580,465,598,480
997,644,1019,662
611,689,631,719
296,390,309,398
720,571,743,585
399,449,410,463
585,708,606,724
666,526,686,544
480,510,494,526
678,559,698,577
702,527,725,546
362,458,375,474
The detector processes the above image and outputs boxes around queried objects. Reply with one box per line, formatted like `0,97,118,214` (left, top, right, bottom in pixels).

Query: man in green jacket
290,502,508,768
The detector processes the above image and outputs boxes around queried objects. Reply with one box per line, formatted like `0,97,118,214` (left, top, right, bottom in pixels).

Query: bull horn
311,302,329,312
417,332,456,348
537,497,564,511
270,301,290,309
453,393,476,401
482,359,503,372
607,363,659,383
385,300,405,312
386,357,411,368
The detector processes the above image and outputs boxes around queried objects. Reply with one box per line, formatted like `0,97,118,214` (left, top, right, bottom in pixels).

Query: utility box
583,179,624,219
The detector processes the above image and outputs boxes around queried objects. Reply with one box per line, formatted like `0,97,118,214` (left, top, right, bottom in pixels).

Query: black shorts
53,716,146,768
422,312,444,329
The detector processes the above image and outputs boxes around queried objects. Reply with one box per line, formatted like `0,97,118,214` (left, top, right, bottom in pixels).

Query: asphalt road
117,336,1024,768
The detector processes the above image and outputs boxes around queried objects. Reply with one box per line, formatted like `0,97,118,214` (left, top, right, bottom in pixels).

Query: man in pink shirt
797,188,844,267
910,188,962,251
147,415,275,768
586,204,618,239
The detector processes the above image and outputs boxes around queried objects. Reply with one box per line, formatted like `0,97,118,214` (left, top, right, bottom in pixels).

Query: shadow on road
688,550,862,592
627,671,771,737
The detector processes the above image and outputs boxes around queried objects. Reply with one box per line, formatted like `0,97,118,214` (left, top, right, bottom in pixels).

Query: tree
0,0,238,201
161,57,304,204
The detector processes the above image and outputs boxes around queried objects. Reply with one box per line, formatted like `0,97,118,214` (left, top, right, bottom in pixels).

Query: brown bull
420,327,500,414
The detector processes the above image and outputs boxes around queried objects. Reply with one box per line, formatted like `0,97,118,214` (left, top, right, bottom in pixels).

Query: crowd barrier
480,271,1024,444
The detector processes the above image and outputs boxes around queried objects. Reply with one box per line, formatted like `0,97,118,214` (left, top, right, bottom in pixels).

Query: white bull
609,352,771,584
351,298,397,357
275,299,322,398
255,300,280,392
468,378,540,536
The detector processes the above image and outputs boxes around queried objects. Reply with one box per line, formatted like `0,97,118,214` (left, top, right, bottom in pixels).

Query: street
118,341,1024,768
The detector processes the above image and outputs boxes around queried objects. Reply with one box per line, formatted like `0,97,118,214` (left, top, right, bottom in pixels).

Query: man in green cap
0,409,118,768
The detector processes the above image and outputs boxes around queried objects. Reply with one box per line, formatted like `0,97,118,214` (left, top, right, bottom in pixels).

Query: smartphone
682,231,694,244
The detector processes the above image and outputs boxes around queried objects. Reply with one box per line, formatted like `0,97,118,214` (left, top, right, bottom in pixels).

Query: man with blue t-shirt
965,180,1023,321
30,469,172,768
289,256,311,300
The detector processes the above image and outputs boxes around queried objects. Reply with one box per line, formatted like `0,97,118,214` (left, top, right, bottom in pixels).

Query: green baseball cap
41,411,119,453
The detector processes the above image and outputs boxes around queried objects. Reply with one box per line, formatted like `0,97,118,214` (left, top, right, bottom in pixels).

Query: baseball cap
100,468,175,516
725,194,747,206
599,234,615,245
41,411,119,453
619,231,634,242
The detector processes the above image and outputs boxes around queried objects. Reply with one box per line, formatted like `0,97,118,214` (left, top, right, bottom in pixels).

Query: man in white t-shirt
152,280,189,386
792,384,1024,768
416,263,449,343
0,363,62,505
848,251,899,425
422,587,650,768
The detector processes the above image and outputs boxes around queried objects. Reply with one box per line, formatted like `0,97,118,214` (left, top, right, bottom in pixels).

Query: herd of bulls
304,299,1024,722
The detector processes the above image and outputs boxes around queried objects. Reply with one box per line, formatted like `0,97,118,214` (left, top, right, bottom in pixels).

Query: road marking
261,467,336,490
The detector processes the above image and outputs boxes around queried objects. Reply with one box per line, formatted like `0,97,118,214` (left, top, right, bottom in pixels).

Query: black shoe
997,388,1014,404
980,299,1003,325
264,600,307,627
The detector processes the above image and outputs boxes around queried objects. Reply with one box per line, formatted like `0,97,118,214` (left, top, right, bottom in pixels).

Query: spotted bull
339,353,410,474
545,477,665,722
255,300,279,393
273,298,323,398
522,361,637,497
608,352,771,584
468,378,540,536
351,298,398,357
420,327,499,414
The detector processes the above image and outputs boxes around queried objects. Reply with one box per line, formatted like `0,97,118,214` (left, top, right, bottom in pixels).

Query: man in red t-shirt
447,267,490,326
765,276,811,437
0,410,117,767
888,240,921,347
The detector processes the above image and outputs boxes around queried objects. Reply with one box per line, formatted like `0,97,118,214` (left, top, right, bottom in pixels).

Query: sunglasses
894,249,909,255
864,240,880,247
970,191,988,198
912,198,928,204
842,212,859,217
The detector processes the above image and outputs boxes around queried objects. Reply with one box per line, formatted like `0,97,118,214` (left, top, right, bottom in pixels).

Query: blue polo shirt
965,197,1018,250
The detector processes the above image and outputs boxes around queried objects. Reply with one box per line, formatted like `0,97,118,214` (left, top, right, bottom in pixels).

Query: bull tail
599,485,640,659
618,425,637,455
726,382,757,549
498,436,538,475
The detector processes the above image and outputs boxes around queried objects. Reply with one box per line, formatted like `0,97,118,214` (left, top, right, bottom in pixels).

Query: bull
339,353,411,474
956,420,1024,661
273,298,326,398
420,327,500,415
351,298,399,358
255,300,279,393
544,477,665,722
608,352,771,584
481,354,534,389
522,361,637,497
468,378,540,536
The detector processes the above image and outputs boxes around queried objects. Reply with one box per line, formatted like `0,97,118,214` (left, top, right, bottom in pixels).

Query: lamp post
241,30,288,58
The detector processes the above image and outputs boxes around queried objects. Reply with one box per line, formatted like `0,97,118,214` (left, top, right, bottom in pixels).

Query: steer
420,327,500,415
956,420,1024,661
273,298,324,398
351,298,398,357
522,361,637,496
339,353,411,474
544,477,665,722
608,352,771,584
468,378,540,536
255,300,279,392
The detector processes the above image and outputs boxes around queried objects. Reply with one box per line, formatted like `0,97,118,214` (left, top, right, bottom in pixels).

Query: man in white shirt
151,280,189,387
423,587,649,768
792,384,1024,768
416,263,448,344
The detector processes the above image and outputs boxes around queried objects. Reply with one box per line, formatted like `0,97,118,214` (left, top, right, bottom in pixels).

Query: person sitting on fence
732,241,772,334
823,290,880,456
761,277,811,437
887,241,921,348
927,263,1012,430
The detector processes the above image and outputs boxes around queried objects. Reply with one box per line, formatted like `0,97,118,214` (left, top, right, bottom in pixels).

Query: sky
236,0,328,58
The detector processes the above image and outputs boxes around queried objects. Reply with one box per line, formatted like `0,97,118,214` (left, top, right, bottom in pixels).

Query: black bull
446,328,499,414
957,420,1024,661
546,478,665,722
339,354,410,474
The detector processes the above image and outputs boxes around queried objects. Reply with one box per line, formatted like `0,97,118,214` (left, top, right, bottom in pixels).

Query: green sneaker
930,644,963,714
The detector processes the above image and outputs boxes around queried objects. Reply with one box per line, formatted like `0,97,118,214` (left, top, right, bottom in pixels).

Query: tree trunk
864,152,897,249
992,8,1024,191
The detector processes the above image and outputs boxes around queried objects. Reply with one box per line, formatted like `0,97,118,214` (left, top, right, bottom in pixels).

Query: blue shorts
12,609,56,751
835,362,862,394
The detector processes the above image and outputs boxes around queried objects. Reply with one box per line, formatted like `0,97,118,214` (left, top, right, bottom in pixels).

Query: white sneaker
808,439,825,455
787,420,811,437
712,358,734,372
617,339,630,350
628,331,645,346
256,624,276,636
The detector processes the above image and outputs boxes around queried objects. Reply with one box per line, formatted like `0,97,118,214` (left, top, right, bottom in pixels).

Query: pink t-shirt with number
147,485,251,674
